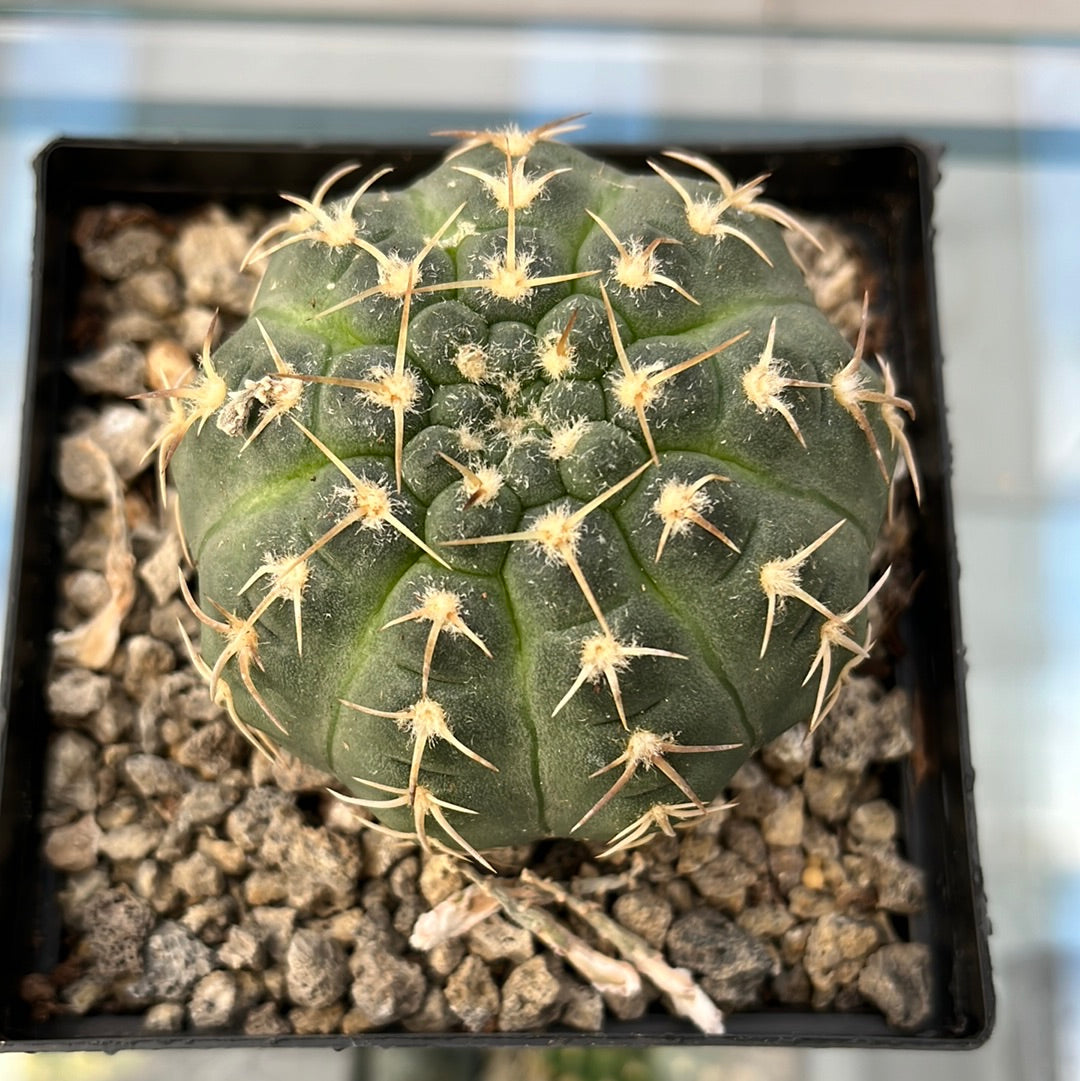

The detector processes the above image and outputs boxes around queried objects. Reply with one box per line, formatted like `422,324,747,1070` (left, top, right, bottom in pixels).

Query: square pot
0,135,992,1050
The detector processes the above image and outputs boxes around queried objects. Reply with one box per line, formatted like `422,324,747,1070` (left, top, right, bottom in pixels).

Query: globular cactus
157,116,915,866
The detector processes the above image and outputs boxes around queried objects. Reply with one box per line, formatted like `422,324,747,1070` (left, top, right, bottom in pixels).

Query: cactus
160,116,914,865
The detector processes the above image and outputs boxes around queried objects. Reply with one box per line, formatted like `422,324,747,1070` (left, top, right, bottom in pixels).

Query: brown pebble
56,872,110,939
360,828,417,877
425,939,467,980
603,982,648,1021
801,858,826,891
731,776,784,822
288,1002,346,1035
761,723,813,779
244,869,288,907
166,670,220,725
261,812,362,916
780,923,812,965
321,795,368,835
722,817,768,869
180,896,235,944
858,943,933,1030
324,908,389,950
560,981,605,1031
262,965,287,1001
68,342,147,398
19,973,57,1022
217,925,265,971
868,850,927,914
145,339,194,391
118,267,181,318
175,208,259,313
44,730,100,816
224,786,294,852
497,955,563,1032
174,719,245,781
360,880,395,930
388,854,420,901
171,850,225,902
393,894,426,938
63,569,112,616
173,781,237,834
188,970,237,1029
767,844,805,896
801,815,842,861
88,694,134,745
737,904,796,940
128,921,215,1003
62,976,110,1016
148,597,198,647
349,945,426,1027
131,859,165,906
176,306,219,356
122,753,190,799
137,531,185,608
104,310,170,346
94,770,120,818
143,1002,185,1033
666,908,775,1011
848,799,899,845
843,853,877,893
638,831,680,869
803,767,860,823
121,634,175,699
233,969,264,1013
761,787,806,847
401,987,457,1032
419,854,466,907
728,758,768,792
196,835,248,877
689,850,757,913
445,954,500,1033
82,886,155,983
251,749,338,793
804,913,881,995
787,885,835,920
611,888,673,951
659,876,695,914
99,822,163,863
340,1007,380,1035
92,404,157,483
243,1001,292,1036
676,830,719,875
80,220,166,280
285,929,348,1009
467,914,535,966
48,670,111,722
817,680,914,771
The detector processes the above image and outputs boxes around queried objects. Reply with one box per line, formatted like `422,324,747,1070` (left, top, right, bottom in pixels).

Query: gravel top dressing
25,184,931,1039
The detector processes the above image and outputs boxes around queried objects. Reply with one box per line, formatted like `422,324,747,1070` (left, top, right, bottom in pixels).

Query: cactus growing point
161,117,915,864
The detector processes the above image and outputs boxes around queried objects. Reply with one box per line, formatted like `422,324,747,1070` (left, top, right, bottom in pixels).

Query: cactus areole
164,117,913,865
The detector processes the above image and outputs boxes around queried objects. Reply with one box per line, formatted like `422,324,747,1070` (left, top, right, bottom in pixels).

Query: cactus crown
164,116,915,864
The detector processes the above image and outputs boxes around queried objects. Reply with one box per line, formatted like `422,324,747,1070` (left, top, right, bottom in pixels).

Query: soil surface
25,192,931,1037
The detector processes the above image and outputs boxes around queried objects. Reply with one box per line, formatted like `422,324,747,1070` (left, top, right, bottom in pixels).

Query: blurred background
0,1,1077,1079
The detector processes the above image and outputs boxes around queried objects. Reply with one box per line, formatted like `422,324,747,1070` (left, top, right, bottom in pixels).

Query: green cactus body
167,119,908,862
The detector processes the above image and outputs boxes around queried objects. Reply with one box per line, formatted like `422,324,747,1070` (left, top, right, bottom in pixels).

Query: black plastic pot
0,136,993,1051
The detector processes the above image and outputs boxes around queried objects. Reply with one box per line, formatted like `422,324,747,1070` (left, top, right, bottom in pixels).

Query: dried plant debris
27,151,931,1037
